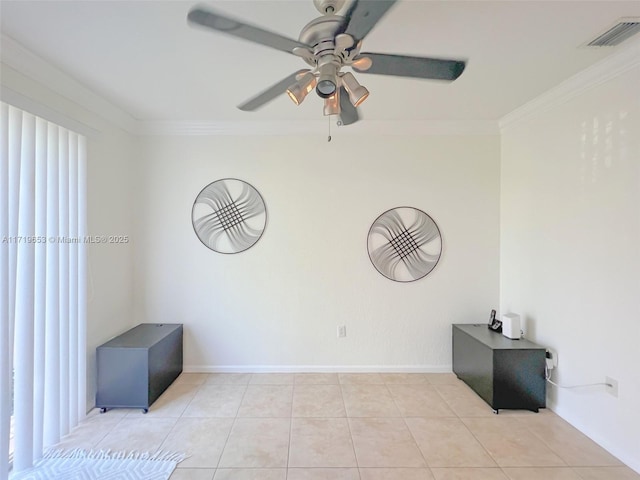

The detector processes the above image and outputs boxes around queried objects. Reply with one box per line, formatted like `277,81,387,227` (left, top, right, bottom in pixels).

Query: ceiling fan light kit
286,71,317,105
341,72,369,107
187,0,466,126
323,90,341,116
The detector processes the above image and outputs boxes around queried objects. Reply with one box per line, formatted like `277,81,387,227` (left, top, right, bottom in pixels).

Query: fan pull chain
327,115,332,142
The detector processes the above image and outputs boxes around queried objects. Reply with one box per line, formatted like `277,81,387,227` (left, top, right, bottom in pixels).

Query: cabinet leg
492,409,499,414
142,408,149,414
100,408,107,414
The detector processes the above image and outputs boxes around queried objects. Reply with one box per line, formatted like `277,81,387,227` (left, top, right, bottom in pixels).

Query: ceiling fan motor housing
299,16,347,99
299,15,346,58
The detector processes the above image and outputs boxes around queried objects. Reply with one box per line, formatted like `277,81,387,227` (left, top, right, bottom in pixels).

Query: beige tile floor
54,372,639,480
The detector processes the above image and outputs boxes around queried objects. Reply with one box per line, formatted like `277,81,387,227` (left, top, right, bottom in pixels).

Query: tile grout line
396,376,458,476
155,416,180,459
89,410,126,450
389,381,433,474
451,399,502,470
214,374,250,472
516,417,571,468
286,379,295,479
431,381,464,419
338,377,362,480
418,376,501,473
458,415,550,473
161,375,211,472
174,377,204,418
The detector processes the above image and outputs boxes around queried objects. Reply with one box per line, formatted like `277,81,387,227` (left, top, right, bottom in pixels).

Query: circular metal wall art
367,207,442,282
192,178,267,254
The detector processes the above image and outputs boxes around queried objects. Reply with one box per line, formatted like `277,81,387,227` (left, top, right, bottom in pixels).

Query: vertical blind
1,102,87,474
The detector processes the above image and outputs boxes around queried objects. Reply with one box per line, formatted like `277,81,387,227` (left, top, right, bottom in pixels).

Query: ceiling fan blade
338,87,360,126
188,7,310,55
238,70,310,111
343,0,397,42
353,53,466,81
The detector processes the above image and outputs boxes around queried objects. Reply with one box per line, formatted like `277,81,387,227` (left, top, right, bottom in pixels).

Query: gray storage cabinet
96,323,183,413
452,323,546,413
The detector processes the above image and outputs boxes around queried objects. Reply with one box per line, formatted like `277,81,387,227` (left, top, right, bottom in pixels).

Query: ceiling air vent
586,18,640,47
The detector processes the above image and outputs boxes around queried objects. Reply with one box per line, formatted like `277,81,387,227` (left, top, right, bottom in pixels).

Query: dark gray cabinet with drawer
96,323,183,413
452,323,546,413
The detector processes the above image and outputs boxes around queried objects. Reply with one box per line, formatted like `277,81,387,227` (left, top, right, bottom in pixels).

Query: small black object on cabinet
452,324,546,414
487,309,502,332
96,323,183,414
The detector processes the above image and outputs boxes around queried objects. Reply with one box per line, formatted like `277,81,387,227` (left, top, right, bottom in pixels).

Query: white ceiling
1,0,640,127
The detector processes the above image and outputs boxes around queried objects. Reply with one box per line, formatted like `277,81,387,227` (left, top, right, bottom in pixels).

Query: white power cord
545,364,612,389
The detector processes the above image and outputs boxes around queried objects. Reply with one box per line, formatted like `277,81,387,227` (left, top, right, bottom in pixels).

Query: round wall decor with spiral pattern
192,178,267,254
367,207,442,282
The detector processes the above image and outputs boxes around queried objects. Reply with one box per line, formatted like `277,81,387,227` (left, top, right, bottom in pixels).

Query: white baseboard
183,364,453,374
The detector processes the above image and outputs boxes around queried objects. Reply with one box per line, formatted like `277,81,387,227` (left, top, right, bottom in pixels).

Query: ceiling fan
187,0,466,126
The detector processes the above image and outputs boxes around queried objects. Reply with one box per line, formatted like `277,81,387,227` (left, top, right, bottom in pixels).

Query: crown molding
1,84,100,138
499,37,640,130
138,119,499,136
0,33,139,134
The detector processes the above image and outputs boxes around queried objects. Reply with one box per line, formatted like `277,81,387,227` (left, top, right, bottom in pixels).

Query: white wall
0,63,138,410
133,133,500,371
83,129,137,409
500,65,640,470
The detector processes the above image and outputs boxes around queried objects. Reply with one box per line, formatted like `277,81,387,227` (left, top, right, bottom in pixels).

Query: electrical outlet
337,325,346,338
605,376,618,397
